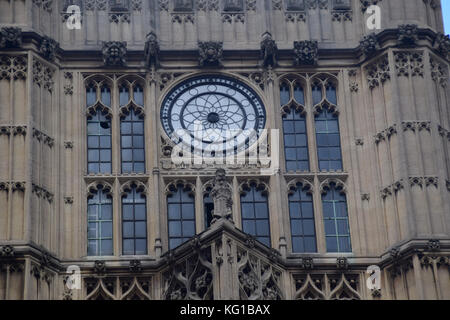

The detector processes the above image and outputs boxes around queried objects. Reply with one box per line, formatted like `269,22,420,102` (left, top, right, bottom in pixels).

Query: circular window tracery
161,75,266,155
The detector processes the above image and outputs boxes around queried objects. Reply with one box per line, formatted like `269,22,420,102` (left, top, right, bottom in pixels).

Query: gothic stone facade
0,0,449,300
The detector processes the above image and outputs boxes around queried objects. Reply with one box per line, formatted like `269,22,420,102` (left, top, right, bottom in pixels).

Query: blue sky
444,0,450,34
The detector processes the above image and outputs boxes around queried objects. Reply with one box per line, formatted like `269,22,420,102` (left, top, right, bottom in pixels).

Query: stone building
0,0,449,300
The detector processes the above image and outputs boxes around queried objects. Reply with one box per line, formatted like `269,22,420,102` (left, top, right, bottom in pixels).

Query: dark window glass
312,84,322,105
280,83,290,106
326,83,337,105
134,85,144,106
240,185,271,247
283,108,309,172
86,85,97,107
122,185,147,255
87,186,113,256
87,111,112,174
101,86,111,106
204,192,214,229
315,107,343,171
294,84,304,105
167,185,196,249
289,184,317,253
121,109,145,174
120,85,130,106
322,184,352,253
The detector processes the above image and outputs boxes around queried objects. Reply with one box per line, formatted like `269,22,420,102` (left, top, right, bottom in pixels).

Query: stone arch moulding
87,181,114,198
119,180,148,197
319,178,347,195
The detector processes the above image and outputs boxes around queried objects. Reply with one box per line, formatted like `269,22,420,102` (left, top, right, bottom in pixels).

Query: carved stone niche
224,0,244,11
174,0,194,12
109,0,129,11
286,0,305,11
332,0,351,10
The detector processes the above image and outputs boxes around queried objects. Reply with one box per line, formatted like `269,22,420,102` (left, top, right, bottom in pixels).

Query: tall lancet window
120,81,145,174
281,80,309,172
240,181,271,247
122,183,147,255
86,81,112,174
167,183,196,249
313,81,343,171
87,184,113,256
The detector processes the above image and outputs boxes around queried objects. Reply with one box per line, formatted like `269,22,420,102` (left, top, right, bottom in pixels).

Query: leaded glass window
122,184,147,255
315,106,343,171
240,184,271,247
88,186,113,256
87,111,112,174
121,109,145,173
167,184,196,249
322,183,352,253
289,183,317,253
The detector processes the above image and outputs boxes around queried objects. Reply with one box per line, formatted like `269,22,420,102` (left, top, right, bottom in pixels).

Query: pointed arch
87,181,113,199
120,278,151,300
294,274,326,300
319,178,347,195
119,181,148,197
328,274,361,300
86,279,116,300
287,178,314,196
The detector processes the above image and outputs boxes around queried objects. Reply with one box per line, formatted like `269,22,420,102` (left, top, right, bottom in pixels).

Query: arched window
87,83,112,174
240,182,271,247
322,182,352,253
288,182,317,253
283,109,309,172
167,184,196,249
315,106,342,171
121,109,145,173
122,184,147,255
281,80,309,172
87,185,113,256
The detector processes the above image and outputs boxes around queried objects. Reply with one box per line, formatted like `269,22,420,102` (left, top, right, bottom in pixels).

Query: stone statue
210,169,233,224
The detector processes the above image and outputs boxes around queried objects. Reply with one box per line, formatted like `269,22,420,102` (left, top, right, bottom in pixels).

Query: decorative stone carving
33,128,55,148
397,24,419,45
94,260,106,274
102,41,127,66
360,33,379,56
129,260,142,272
427,239,440,251
360,0,381,13
260,32,278,68
237,248,283,300
293,40,318,66
0,245,14,257
0,27,22,48
433,33,450,60
394,51,424,77
32,183,54,203
33,60,55,91
163,248,213,300
365,55,390,89
332,10,352,22
210,169,233,224
64,72,74,95
144,32,161,69
39,36,58,62
198,42,223,67
32,0,53,13
0,56,27,81
130,0,142,10
158,0,169,10
336,257,348,270
299,257,314,269
430,57,448,87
